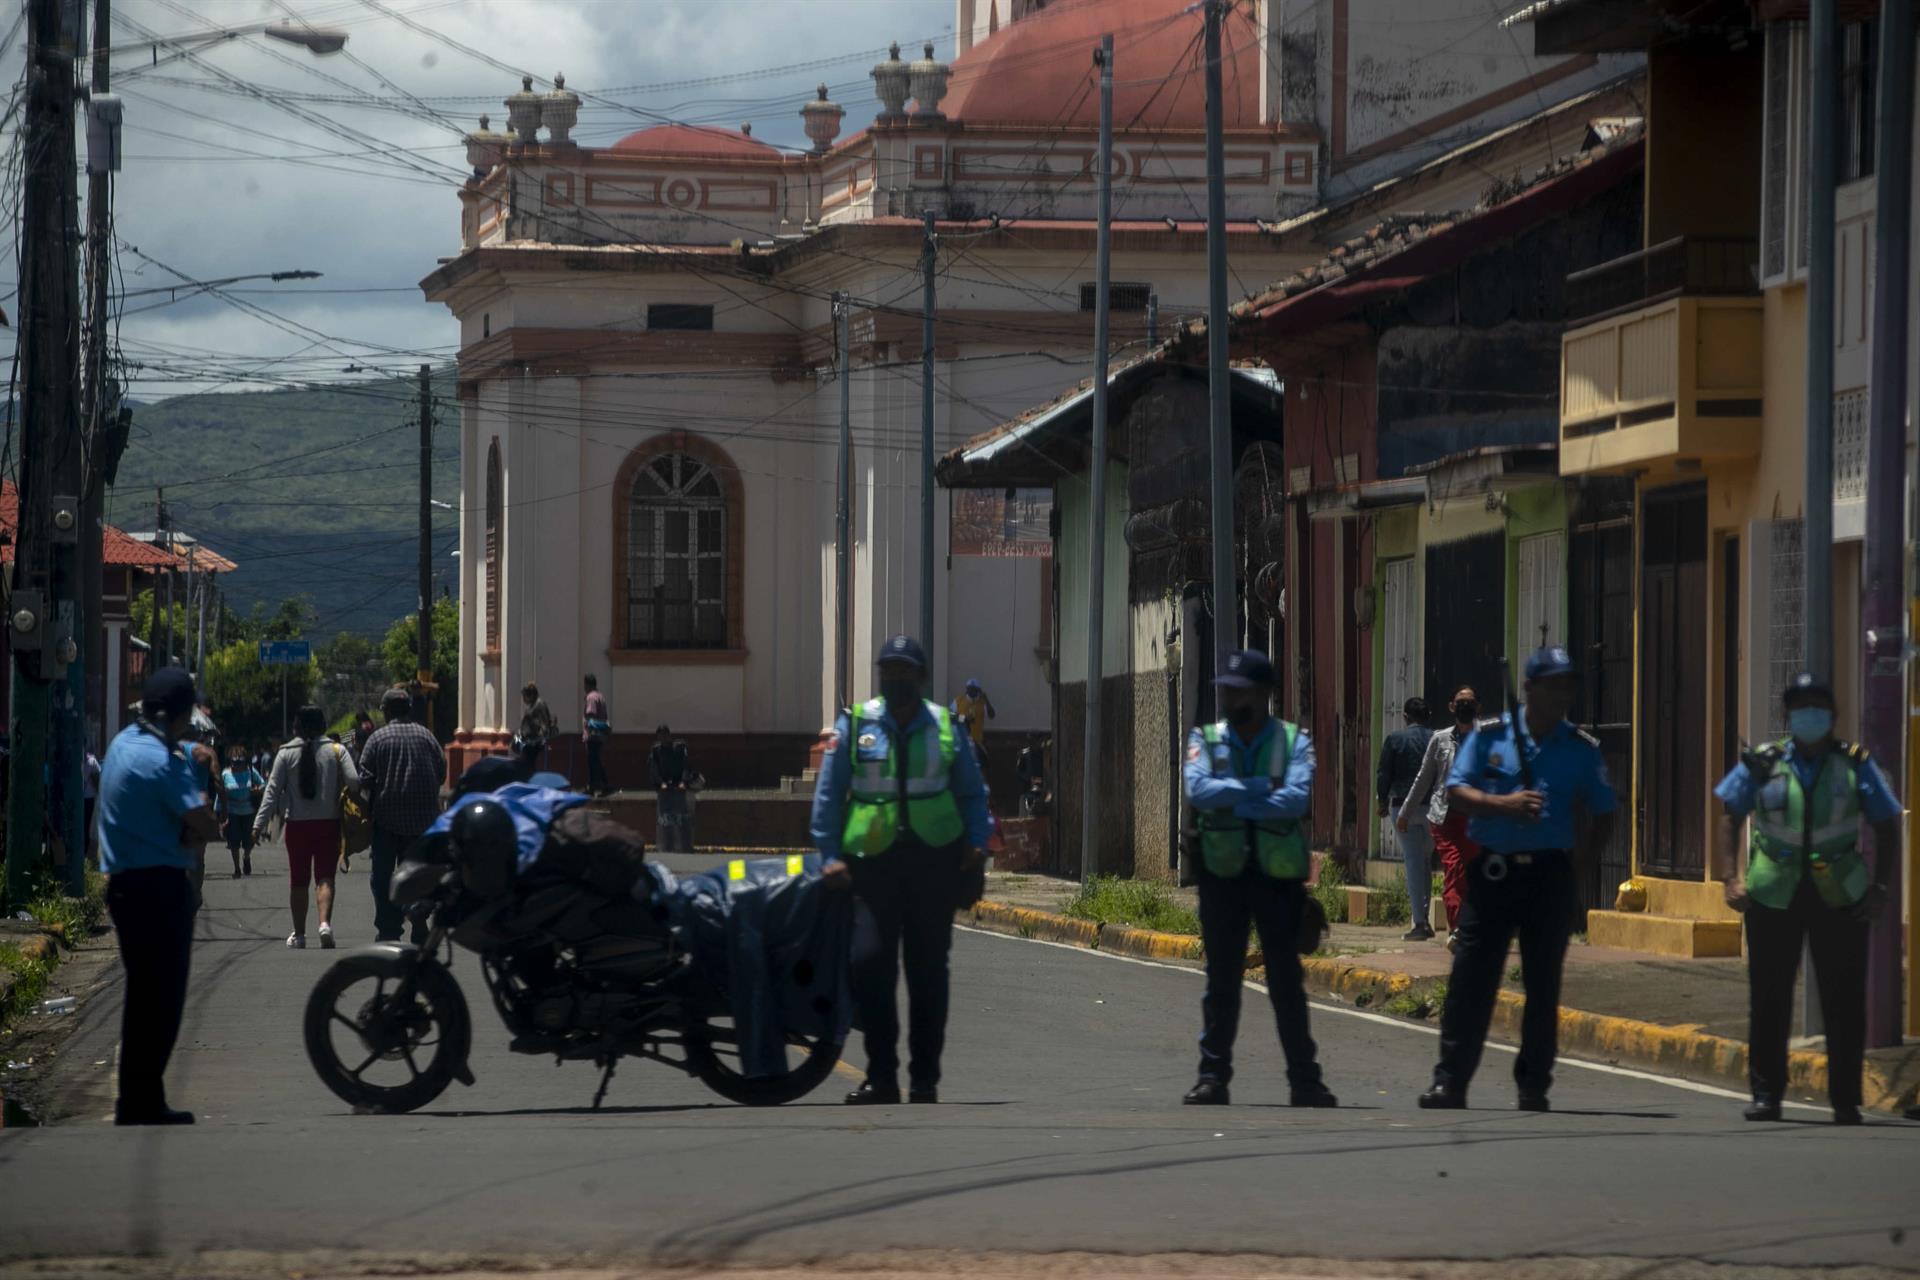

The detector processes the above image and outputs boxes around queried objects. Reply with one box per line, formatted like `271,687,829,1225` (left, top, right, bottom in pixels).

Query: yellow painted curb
960,900,1918,1115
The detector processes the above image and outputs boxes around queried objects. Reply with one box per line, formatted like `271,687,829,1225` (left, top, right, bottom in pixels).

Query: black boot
1289,1084,1339,1108
1743,1097,1783,1122
1833,1105,1863,1126
1182,1079,1230,1105
115,1103,194,1126
844,1080,902,1105
1516,1090,1551,1112
908,1084,939,1104
1418,1082,1467,1110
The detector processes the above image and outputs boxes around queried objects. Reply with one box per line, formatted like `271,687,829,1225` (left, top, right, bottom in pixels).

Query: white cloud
6,0,951,394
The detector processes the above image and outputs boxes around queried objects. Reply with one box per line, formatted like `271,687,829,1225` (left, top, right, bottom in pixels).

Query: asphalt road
2,851,1915,1273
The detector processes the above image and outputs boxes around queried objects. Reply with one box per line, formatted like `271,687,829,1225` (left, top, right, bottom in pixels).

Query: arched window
484,440,502,652
625,451,728,649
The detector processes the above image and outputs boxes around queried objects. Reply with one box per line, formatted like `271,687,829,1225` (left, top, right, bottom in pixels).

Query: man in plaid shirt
359,686,447,942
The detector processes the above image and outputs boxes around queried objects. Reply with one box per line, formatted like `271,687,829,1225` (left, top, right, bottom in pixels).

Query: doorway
1568,479,1635,915
1638,485,1709,880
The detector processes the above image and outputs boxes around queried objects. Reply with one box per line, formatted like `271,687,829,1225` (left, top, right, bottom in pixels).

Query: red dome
943,0,1262,131
609,123,780,158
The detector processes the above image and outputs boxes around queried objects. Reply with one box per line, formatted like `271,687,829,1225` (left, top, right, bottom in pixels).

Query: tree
316,629,385,725
204,637,316,751
382,597,459,737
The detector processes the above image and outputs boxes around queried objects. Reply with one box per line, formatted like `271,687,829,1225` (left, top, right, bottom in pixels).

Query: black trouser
849,838,959,1089
1195,867,1322,1088
1745,877,1868,1109
370,825,423,943
586,737,609,794
105,867,196,1118
1434,852,1573,1095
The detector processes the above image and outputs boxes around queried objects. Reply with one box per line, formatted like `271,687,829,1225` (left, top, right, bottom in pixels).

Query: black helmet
449,800,518,898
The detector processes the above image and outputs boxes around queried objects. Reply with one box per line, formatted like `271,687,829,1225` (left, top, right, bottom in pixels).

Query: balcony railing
1565,236,1759,325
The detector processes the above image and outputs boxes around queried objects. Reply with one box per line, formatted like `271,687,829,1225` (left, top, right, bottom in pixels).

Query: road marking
955,924,1830,1113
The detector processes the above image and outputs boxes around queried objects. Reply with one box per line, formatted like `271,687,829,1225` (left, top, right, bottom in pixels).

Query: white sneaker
318,924,335,949
286,932,305,949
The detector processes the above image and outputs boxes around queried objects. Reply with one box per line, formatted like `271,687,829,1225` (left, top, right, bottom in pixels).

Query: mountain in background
104,373,461,638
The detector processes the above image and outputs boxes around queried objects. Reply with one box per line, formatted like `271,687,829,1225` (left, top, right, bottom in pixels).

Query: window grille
626,452,727,649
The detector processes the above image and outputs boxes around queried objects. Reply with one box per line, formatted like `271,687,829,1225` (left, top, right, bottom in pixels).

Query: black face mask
1454,700,1478,723
1227,702,1262,729
880,677,921,708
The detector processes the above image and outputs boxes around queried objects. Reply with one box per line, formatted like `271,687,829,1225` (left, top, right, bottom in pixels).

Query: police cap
1524,646,1577,680
1214,649,1275,688
1782,672,1835,708
877,634,928,671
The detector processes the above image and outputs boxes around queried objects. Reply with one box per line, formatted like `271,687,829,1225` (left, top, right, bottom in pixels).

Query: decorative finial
871,42,910,122
541,72,581,145
554,72,565,89
801,82,845,153
741,121,752,136
909,40,951,123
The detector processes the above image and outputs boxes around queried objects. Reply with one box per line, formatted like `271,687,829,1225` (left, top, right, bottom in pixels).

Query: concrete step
1587,909,1742,958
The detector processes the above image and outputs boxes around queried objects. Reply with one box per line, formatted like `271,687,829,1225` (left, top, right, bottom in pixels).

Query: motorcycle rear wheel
305,952,470,1114
685,1015,841,1106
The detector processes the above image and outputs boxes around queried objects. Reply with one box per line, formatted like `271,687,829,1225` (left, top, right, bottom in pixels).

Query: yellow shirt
952,692,989,747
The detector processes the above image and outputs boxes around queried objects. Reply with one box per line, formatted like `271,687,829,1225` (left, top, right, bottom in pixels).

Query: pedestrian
1180,649,1338,1109
218,745,264,877
1377,696,1436,941
1711,672,1897,1125
518,681,557,772
649,725,693,853
359,686,447,944
181,719,221,900
255,705,360,950
1419,647,1616,1112
97,667,220,1125
813,634,991,1106
348,712,376,766
951,678,996,763
583,673,613,797
1398,687,1481,948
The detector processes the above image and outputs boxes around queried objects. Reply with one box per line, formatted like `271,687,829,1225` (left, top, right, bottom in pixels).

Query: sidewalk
974,870,1920,1113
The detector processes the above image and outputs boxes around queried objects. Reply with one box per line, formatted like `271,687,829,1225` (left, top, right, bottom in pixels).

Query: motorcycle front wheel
685,1012,841,1106
304,951,471,1114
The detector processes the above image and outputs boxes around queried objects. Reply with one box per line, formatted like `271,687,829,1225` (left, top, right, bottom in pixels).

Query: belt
1479,848,1565,881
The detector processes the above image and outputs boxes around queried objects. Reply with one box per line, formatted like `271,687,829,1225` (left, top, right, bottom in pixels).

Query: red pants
284,819,341,889
1430,810,1477,930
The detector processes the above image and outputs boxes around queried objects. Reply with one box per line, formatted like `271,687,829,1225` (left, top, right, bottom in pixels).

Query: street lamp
108,22,348,68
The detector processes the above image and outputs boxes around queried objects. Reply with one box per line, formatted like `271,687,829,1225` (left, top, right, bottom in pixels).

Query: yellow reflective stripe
786,854,804,876
728,860,746,882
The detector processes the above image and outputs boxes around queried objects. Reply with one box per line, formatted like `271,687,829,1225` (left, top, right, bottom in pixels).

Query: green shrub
0,942,53,1024
1312,856,1348,924
1383,978,1448,1020
23,869,106,939
1373,870,1412,926
1063,876,1200,935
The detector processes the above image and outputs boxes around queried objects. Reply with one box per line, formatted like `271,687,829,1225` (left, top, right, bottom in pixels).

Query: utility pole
6,0,83,906
192,547,207,688
920,209,937,659
1080,34,1114,884
1800,0,1840,1041
1203,0,1234,689
1804,0,1838,681
834,290,852,714
73,0,113,895
417,364,435,733
1860,0,1912,1048
146,490,165,655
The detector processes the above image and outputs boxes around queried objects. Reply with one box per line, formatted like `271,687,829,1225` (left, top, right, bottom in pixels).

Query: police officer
1710,673,1897,1125
1181,649,1337,1108
812,635,992,1105
1419,646,1616,1112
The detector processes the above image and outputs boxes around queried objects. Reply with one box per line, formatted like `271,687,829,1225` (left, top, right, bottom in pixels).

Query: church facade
421,0,1635,786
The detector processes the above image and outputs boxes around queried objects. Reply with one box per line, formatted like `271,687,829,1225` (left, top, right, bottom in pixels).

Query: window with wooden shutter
484,440,501,651
1761,21,1813,286
626,452,728,649
1380,557,1417,719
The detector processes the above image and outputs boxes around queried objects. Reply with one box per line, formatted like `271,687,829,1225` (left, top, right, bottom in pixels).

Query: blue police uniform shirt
97,722,208,874
1713,741,1901,823
1183,717,1315,821
810,699,993,861
1445,708,1617,853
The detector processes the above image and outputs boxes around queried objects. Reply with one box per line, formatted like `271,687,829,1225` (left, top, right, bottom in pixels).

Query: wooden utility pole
6,0,83,906
1080,33,1113,883
416,364,436,732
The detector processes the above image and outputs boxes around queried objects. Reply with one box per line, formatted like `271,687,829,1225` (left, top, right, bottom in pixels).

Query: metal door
1638,486,1709,880
1568,485,1634,915
1423,533,1505,718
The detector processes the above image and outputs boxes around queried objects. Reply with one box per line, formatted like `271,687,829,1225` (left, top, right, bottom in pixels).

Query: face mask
1227,702,1262,729
1453,700,1478,722
1789,706,1833,744
880,677,920,707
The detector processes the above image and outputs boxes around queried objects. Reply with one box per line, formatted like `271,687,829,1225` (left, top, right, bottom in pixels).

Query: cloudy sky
3,0,952,398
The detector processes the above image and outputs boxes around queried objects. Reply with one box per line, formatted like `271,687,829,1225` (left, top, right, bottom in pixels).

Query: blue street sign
258,639,311,666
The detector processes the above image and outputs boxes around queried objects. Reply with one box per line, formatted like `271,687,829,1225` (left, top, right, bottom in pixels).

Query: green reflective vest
840,698,966,856
1746,739,1872,910
1195,720,1309,880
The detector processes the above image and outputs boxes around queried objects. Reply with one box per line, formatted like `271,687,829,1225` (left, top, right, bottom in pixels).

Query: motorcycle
301,813,845,1113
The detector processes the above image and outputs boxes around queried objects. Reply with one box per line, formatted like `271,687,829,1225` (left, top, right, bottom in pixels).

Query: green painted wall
1056,463,1130,686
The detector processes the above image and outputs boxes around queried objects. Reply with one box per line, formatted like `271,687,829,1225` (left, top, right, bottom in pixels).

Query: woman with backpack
255,705,359,950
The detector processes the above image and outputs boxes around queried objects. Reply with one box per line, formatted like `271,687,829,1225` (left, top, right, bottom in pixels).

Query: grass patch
0,942,54,1025
1383,979,1448,1020
22,870,107,941
1063,876,1200,935
1506,964,1524,983
1372,871,1412,926
1311,857,1348,924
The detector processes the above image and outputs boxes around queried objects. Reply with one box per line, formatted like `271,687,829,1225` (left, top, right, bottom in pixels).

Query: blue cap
877,634,927,670
964,678,982,693
1214,649,1275,688
1524,646,1577,680
1783,672,1834,706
